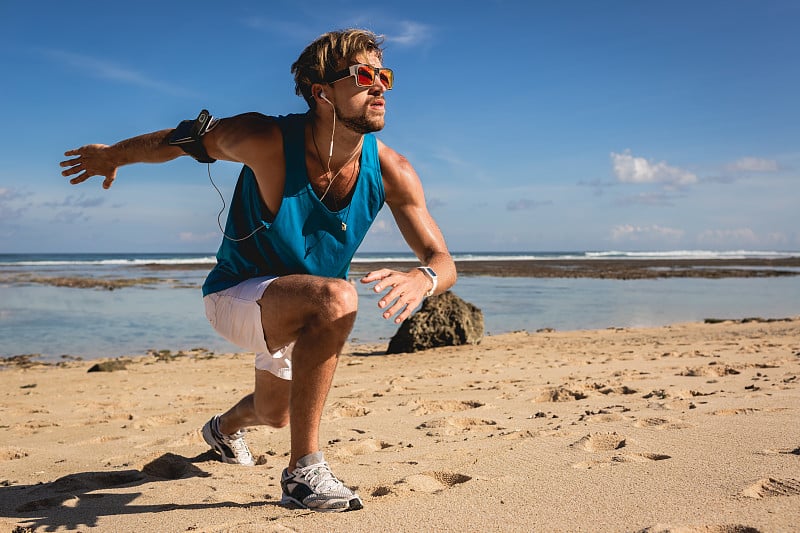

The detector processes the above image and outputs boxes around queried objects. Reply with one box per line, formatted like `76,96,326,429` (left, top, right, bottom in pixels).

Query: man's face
328,52,387,134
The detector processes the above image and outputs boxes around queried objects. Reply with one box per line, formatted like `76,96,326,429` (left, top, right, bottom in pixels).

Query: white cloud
611,150,697,188
385,21,434,47
178,231,219,243
41,49,192,97
611,224,684,242
0,188,24,201
43,194,105,209
725,157,779,173
0,187,29,220
366,219,395,236
427,197,446,210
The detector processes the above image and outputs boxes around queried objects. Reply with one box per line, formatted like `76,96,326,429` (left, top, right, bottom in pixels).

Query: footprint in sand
680,364,741,377
0,446,28,461
396,471,472,494
637,525,761,533
326,401,371,419
741,477,800,499
634,417,693,430
612,453,672,463
77,434,126,446
711,408,760,416
535,386,587,402
131,414,189,429
416,417,497,437
583,382,638,396
332,438,393,458
573,450,671,469
410,399,484,416
580,412,626,423
572,432,626,452
758,446,800,456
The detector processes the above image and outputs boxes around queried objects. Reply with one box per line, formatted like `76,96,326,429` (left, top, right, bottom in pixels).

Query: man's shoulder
224,112,308,147
377,140,411,173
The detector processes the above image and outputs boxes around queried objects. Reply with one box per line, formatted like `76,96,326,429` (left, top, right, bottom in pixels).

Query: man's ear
310,83,326,104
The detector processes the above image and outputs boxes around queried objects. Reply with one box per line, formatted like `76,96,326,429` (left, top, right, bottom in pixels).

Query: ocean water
1,251,799,361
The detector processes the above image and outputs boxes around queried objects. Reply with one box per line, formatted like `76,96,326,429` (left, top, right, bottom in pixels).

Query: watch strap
416,266,438,297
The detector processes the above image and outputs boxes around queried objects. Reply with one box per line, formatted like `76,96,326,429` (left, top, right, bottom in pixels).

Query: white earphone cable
207,163,264,242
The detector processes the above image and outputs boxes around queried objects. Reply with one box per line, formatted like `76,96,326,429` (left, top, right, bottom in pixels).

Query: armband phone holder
168,109,217,163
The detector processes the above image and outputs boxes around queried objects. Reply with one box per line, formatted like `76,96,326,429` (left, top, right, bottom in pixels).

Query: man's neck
307,112,364,169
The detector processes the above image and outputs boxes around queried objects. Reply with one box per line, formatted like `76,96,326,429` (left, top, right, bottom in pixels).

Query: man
60,29,456,513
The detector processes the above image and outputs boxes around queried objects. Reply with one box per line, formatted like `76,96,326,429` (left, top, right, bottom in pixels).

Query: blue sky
1,0,798,253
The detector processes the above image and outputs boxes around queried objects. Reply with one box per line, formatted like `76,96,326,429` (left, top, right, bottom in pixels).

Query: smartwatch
416,266,438,297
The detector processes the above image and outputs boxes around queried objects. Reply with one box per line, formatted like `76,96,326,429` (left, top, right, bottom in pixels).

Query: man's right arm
60,113,278,189
60,130,183,189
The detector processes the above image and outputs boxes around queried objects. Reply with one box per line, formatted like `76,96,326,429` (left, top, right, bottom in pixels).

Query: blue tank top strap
361,132,378,175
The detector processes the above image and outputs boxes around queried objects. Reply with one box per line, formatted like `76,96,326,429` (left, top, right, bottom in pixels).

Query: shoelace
224,430,252,458
296,462,344,493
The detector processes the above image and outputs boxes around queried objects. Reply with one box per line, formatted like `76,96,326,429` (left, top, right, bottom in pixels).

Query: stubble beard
336,108,385,134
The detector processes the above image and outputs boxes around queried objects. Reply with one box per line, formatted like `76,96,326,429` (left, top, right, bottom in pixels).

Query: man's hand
60,144,120,189
360,268,432,323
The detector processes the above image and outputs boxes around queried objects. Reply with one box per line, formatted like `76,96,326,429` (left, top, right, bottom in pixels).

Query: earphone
317,91,335,157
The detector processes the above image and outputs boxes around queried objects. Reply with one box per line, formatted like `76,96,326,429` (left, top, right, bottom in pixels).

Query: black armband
168,109,217,163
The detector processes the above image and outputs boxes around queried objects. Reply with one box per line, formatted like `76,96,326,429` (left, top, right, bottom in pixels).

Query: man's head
292,29,385,109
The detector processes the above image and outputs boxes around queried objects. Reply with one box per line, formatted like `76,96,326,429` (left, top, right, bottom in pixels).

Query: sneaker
201,414,255,466
280,452,363,512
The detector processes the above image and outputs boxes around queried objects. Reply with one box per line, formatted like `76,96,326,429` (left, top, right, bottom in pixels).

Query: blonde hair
292,29,385,108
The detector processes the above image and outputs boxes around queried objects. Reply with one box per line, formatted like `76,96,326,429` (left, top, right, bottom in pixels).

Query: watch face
422,267,437,278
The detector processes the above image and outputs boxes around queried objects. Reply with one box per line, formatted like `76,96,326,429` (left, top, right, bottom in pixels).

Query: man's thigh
258,274,357,350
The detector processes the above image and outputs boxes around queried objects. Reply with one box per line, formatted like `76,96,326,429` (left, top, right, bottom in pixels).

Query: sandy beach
1,318,798,532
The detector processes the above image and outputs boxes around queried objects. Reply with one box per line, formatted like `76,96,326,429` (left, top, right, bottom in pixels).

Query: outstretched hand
60,144,119,189
360,268,431,323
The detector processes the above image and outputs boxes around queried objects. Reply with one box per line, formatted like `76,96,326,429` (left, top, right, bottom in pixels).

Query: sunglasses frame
324,64,394,90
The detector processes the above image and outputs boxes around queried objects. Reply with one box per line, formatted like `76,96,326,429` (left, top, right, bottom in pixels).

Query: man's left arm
360,142,457,323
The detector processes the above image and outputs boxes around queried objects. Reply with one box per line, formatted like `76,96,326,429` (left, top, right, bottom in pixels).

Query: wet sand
2,257,799,290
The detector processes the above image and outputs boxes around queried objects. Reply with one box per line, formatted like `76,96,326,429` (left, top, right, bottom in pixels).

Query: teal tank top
202,113,385,296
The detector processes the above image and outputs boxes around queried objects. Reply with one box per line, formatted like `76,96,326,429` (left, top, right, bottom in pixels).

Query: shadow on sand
0,451,278,532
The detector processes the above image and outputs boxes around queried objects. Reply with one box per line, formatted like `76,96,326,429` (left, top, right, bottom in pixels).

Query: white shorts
203,276,294,380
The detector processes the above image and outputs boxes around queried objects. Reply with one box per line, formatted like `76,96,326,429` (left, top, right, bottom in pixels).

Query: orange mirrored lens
355,65,393,89
356,66,374,86
379,70,393,88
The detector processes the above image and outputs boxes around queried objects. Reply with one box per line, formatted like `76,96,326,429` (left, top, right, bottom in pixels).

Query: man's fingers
69,173,88,185
382,298,406,320
383,295,418,323
395,307,413,323
360,269,392,283
61,165,82,177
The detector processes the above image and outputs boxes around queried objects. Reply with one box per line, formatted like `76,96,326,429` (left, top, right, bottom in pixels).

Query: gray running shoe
201,414,255,466
280,452,363,512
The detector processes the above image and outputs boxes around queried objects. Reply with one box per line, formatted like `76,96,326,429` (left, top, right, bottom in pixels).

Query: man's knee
315,278,358,323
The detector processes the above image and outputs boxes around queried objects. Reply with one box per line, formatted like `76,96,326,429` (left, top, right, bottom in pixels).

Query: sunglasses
325,64,394,90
